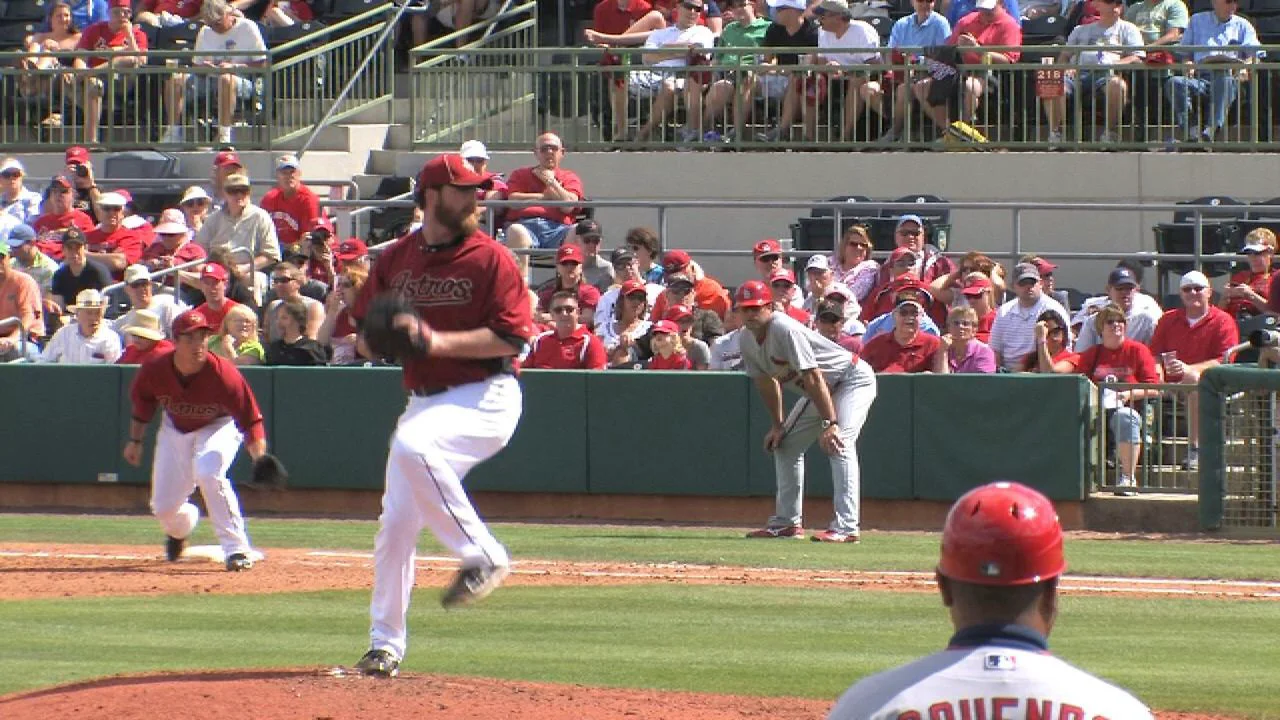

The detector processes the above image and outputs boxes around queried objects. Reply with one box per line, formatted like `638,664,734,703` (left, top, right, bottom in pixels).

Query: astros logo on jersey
388,269,475,307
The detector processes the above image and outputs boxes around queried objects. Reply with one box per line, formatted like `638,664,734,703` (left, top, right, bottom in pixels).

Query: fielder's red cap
417,153,492,190
768,268,796,286
734,280,772,309
199,263,228,283
651,319,680,335
65,146,90,165
556,244,583,265
664,304,694,322
753,239,782,259
214,150,242,168
171,309,215,335
661,249,691,274
620,279,647,297
938,481,1067,586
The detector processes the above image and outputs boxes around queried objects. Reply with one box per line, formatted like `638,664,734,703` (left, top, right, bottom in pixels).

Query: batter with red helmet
123,308,278,572
828,481,1153,719
350,153,534,679
737,280,878,543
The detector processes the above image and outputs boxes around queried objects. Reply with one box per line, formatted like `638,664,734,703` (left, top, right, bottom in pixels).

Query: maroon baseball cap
417,153,492,190
214,150,242,168
961,275,993,296
556,244,583,265
661,249,691,273
65,146,90,165
172,309,214,335
753,239,782,259
1032,258,1058,275
768,268,797,286
620,279,647,297
665,304,694,322
200,263,228,283
49,175,73,190
336,239,368,262
651,319,680,335
889,246,919,265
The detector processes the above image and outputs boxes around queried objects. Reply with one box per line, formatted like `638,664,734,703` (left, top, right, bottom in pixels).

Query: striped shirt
988,294,1071,371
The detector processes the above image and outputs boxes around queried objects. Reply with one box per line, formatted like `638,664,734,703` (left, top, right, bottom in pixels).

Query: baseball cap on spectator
610,246,636,266
753,239,782,260
974,0,998,8
172,309,215,335
665,304,694,322
62,228,86,246
889,246,918,266
181,186,212,205
1243,241,1271,254
767,0,806,10
223,174,251,192
200,263,228,283
575,218,602,241
0,158,23,175
49,175,73,191
459,140,490,160
805,255,832,272
1032,257,1057,276
556,244,583,265
283,243,308,262
417,153,491,189
65,146,90,165
70,288,107,311
768,268,797,286
824,282,853,300
662,249,691,273
651,320,680,335
620,279,647,297
336,239,368,263
734,280,772,308
154,208,189,235
6,224,36,247
123,265,152,285
1107,267,1139,288
1013,262,1041,283
214,150,242,168
1180,270,1210,289
97,192,127,208
961,274,993,295
307,216,335,235
896,214,925,229
123,309,165,342
817,300,843,322
665,272,694,290
815,0,852,15
276,154,301,172
108,0,130,9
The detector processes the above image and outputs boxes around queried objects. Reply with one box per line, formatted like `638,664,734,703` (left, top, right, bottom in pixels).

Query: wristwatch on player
821,419,836,430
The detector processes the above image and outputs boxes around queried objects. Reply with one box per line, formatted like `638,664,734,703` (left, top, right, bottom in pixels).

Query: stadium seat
1256,15,1280,42
810,195,873,219
0,19,34,50
2,0,49,21
1172,195,1248,225
155,21,201,51
1021,14,1070,44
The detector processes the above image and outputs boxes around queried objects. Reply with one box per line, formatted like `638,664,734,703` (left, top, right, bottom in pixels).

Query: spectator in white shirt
808,0,884,142
0,158,43,225
988,262,1071,371
41,288,122,364
631,0,716,143
111,264,186,341
1073,266,1161,352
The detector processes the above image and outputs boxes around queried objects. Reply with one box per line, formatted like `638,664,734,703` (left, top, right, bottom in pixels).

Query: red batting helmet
937,481,1066,586
734,280,772,309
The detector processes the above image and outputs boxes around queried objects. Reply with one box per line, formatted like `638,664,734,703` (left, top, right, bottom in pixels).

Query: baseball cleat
441,564,510,609
165,535,185,562
811,530,860,544
355,649,400,678
745,525,804,539
225,552,253,572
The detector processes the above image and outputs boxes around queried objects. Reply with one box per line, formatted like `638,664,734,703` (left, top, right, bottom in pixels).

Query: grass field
1,514,1278,718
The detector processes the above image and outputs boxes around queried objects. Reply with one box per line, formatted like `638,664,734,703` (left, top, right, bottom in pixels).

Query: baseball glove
362,293,433,361
249,453,289,490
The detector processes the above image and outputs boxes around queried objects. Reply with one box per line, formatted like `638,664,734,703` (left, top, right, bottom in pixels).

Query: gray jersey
740,312,853,392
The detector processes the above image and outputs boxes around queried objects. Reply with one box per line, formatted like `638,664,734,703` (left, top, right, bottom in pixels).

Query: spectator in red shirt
1073,305,1161,496
650,249,731,320
33,175,95,260
194,262,241,330
299,216,337,288
647,319,693,370
260,155,322,247
862,295,947,373
664,303,712,369
85,192,148,279
318,264,367,366
874,215,956,289
1223,228,1274,320
769,268,812,325
503,133,587,280
1149,270,1239,471
961,272,997,342
752,238,787,281
73,0,148,144
862,250,921,322
334,237,369,273
536,244,602,327
814,299,862,353
137,0,202,26
117,309,175,364
1026,309,1079,373
585,0,657,140
527,290,608,369
142,209,207,300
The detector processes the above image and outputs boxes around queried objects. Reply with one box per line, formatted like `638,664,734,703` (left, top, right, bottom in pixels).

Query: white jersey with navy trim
828,626,1153,720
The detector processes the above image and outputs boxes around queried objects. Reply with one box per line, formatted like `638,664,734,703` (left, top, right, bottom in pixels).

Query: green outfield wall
0,367,1091,501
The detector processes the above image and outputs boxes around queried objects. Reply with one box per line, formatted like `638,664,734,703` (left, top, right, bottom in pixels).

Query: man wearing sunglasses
195,173,282,273
502,132,587,281
988,262,1071,372
0,158,41,226
630,0,716,144
527,290,608,369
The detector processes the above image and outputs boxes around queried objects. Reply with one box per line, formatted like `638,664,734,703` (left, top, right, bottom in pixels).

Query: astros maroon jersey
352,228,535,390
130,350,266,442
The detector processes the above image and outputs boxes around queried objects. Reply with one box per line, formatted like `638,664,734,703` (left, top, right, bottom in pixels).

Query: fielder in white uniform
828,481,1154,720
736,280,878,543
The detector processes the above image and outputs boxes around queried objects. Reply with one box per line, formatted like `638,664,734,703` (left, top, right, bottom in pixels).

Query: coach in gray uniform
736,280,878,544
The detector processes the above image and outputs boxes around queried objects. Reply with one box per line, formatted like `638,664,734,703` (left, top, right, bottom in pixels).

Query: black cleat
441,565,510,609
355,649,400,678
225,552,253,572
165,536,185,562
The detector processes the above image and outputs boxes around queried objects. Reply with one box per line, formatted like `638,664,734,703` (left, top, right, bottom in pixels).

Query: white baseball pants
369,374,522,661
149,415,253,556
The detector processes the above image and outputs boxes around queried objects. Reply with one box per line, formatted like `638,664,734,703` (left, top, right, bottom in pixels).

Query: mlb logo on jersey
984,653,1017,671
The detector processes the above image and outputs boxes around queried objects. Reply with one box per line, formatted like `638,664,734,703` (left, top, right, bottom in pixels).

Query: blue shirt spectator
863,311,941,341
947,0,1021,26
889,4,952,50
67,0,108,31
1178,8,1262,63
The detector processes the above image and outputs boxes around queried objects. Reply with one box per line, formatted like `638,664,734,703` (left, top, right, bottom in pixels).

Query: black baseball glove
362,293,433,362
249,453,289,490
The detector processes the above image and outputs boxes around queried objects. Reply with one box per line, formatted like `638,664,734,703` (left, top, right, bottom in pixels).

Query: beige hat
123,309,165,341
123,264,153,285
223,173,251,191
815,0,852,15
70,288,106,311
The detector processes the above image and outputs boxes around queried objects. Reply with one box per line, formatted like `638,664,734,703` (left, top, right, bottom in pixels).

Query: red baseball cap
50,175,73,189
199,263,228,283
556,244,583,265
665,304,694,322
1032,258,1058,275
734,280,772,309
65,146,90,165
768,268,797,286
661,249,691,273
961,275,993,296
889,246,919,265
753,239,782,259
109,0,131,8
893,280,933,307
172,309,214,335
417,153,492,190
651,320,680,335
307,216,335,234
336,239,368,262
214,150,242,168
620,279,647,297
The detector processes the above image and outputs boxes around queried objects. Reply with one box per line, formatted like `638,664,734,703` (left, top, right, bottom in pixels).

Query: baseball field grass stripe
0,587,1277,716
2,514,1279,581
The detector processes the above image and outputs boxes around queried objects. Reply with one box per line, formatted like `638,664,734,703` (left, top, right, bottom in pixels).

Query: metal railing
407,44,1280,152
1200,365,1280,532
0,5,395,151
100,257,210,298
1094,382,1198,495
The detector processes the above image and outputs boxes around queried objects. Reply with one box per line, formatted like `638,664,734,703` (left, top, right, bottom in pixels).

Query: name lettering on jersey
156,395,221,419
897,699,1095,720
388,269,475,307
983,653,1016,671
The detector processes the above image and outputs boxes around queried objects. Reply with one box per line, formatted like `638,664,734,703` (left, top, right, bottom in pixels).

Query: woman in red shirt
1220,228,1274,320
1023,310,1078,373
1072,305,1161,496
646,320,691,370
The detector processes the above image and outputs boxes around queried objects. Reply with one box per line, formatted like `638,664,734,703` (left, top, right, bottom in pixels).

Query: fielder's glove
362,293,432,362
249,453,289,490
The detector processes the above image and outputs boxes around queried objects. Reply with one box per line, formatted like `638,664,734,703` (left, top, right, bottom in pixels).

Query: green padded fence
1199,365,1280,531
0,367,1090,501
